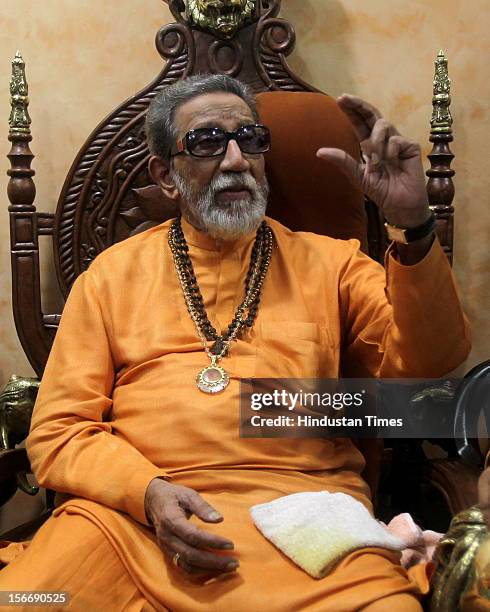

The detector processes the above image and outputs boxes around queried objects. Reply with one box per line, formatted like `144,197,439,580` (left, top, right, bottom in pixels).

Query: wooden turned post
426,50,455,264
7,51,52,377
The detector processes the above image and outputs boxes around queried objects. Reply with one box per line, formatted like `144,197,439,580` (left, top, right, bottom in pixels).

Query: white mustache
210,173,257,195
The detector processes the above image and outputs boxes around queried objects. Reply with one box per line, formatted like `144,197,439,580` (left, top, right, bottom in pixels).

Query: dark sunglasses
170,124,271,158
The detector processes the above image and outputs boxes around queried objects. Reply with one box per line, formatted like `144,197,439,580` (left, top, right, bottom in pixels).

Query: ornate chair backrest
7,0,455,381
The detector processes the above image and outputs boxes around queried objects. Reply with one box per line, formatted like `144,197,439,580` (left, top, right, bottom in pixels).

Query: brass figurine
0,375,40,496
473,537,490,601
9,50,31,136
431,506,490,611
430,50,453,134
410,380,455,404
186,0,256,38
0,375,40,450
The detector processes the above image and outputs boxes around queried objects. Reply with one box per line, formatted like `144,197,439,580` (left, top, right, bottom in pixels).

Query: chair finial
430,49,452,134
9,50,31,136
426,50,455,264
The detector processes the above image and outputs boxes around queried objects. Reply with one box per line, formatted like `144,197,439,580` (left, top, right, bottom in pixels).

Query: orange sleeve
339,237,471,378
26,270,171,526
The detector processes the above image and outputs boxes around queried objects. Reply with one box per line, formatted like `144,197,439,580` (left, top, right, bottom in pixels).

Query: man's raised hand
317,94,431,228
144,478,238,575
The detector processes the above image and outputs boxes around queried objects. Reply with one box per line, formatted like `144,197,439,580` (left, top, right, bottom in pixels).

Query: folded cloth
250,491,404,579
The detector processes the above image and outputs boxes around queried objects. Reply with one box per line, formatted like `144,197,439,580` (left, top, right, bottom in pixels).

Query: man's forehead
174,93,255,134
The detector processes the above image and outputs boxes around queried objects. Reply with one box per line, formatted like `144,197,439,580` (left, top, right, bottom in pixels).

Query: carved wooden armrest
0,448,34,507
0,448,52,541
429,459,481,516
0,448,30,477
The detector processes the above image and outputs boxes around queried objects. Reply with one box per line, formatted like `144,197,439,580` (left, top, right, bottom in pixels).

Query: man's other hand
316,94,431,229
144,478,239,575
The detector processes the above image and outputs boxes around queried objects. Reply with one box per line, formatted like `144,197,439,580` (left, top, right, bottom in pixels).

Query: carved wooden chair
1,0,487,554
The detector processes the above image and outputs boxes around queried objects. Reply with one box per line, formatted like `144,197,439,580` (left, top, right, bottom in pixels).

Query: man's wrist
384,205,432,229
393,232,435,265
385,211,435,245
144,477,169,525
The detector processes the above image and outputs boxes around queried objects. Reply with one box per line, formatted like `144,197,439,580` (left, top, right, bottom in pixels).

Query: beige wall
280,0,490,371
0,1,488,529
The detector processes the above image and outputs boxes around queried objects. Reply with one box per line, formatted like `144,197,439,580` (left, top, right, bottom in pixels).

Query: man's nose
219,139,250,172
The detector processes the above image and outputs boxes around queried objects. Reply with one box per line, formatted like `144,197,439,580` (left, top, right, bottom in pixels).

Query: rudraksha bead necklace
168,216,273,393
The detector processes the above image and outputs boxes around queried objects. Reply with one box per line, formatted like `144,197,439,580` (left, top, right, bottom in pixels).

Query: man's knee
360,592,424,612
0,511,117,590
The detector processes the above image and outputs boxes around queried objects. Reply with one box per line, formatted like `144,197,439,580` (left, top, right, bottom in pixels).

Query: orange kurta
0,217,470,611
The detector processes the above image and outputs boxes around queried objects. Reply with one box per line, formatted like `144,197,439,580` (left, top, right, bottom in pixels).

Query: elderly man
0,75,470,611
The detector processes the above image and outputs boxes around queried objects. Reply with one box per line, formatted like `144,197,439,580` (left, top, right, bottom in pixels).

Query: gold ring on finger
172,552,181,568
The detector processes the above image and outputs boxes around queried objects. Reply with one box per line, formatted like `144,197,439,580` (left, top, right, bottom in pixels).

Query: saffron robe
0,217,470,611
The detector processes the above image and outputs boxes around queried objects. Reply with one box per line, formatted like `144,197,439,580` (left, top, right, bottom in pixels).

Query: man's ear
148,155,179,201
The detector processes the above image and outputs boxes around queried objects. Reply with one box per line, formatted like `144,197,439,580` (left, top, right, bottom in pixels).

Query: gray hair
145,74,259,161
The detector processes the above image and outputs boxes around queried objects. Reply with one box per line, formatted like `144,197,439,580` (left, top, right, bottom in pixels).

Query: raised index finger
336,94,384,142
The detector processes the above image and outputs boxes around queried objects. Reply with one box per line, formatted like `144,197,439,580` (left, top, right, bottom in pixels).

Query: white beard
172,170,269,241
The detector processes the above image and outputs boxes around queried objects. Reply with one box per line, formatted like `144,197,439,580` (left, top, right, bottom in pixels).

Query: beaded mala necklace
168,217,273,393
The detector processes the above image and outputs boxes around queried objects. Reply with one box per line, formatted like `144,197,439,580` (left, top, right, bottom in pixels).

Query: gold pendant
196,357,229,394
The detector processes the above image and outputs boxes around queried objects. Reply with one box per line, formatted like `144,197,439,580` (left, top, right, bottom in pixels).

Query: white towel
250,491,405,579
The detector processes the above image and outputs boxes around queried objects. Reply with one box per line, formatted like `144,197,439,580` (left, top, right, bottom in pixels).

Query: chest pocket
256,321,329,378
